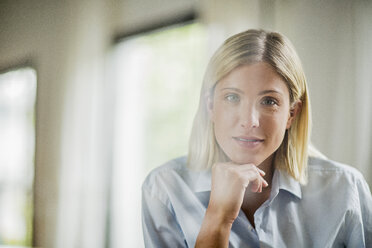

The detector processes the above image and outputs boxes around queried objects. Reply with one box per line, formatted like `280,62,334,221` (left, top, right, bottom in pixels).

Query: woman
141,29,372,247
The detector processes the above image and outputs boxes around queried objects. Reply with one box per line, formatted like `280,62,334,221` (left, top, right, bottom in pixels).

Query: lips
233,136,264,142
232,136,264,148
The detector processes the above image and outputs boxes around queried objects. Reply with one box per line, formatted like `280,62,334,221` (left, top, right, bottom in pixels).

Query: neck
257,154,275,186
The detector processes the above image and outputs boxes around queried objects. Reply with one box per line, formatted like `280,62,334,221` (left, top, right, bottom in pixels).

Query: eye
261,97,278,106
225,93,240,103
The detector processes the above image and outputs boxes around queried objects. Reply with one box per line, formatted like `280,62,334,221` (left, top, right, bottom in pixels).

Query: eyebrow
258,89,283,96
221,87,244,93
221,88,283,96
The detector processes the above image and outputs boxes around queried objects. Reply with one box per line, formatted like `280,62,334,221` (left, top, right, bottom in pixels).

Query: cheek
212,103,237,127
261,113,289,139
212,105,239,148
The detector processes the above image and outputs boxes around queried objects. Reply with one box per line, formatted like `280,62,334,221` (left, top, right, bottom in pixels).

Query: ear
205,91,215,122
286,100,302,129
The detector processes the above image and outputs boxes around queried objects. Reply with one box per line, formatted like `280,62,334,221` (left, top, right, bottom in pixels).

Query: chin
230,155,263,166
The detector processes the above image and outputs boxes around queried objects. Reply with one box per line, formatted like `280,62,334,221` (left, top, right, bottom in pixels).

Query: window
109,23,207,247
0,68,36,246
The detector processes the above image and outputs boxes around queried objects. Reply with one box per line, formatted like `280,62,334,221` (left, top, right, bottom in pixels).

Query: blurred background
0,0,371,247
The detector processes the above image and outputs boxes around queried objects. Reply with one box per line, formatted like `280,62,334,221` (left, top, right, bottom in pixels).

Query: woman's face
208,62,298,166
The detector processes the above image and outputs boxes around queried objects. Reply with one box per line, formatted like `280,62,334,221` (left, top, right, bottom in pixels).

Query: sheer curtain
55,0,110,247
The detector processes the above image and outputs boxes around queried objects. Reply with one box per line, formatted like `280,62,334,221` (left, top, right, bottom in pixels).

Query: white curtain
55,0,110,247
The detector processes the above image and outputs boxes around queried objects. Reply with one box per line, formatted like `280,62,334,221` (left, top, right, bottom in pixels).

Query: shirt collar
192,167,302,199
272,168,302,199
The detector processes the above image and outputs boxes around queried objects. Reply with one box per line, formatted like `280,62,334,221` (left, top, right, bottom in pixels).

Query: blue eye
225,94,240,102
262,98,278,106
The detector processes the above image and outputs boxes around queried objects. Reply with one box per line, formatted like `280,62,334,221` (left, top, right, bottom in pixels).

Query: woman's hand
208,162,269,224
195,162,268,248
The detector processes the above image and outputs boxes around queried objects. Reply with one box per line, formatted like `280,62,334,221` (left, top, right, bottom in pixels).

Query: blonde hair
187,29,312,184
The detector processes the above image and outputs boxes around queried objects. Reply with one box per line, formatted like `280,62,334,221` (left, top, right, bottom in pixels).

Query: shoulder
142,156,188,188
306,156,370,206
307,156,365,183
142,156,190,203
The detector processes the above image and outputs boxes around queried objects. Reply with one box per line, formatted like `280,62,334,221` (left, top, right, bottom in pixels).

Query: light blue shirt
142,156,372,247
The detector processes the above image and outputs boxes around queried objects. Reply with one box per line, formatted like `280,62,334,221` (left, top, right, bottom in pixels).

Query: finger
252,168,269,188
258,182,262,193
249,177,262,192
260,178,263,192
236,164,265,178
222,163,268,190
261,179,264,191
258,168,266,176
251,175,270,192
262,178,269,187
256,177,261,193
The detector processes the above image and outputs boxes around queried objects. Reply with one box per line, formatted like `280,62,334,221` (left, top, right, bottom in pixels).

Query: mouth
232,136,264,147
233,136,264,142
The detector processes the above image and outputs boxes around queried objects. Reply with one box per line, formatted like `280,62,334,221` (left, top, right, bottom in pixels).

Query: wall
1,1,75,247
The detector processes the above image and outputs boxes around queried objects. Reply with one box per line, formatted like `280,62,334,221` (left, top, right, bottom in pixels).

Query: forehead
216,62,289,94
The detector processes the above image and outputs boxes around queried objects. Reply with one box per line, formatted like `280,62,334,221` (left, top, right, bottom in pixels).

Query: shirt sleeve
345,175,372,247
142,185,187,248
357,177,372,246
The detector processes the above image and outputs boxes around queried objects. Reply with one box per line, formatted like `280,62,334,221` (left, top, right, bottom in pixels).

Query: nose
240,105,259,129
